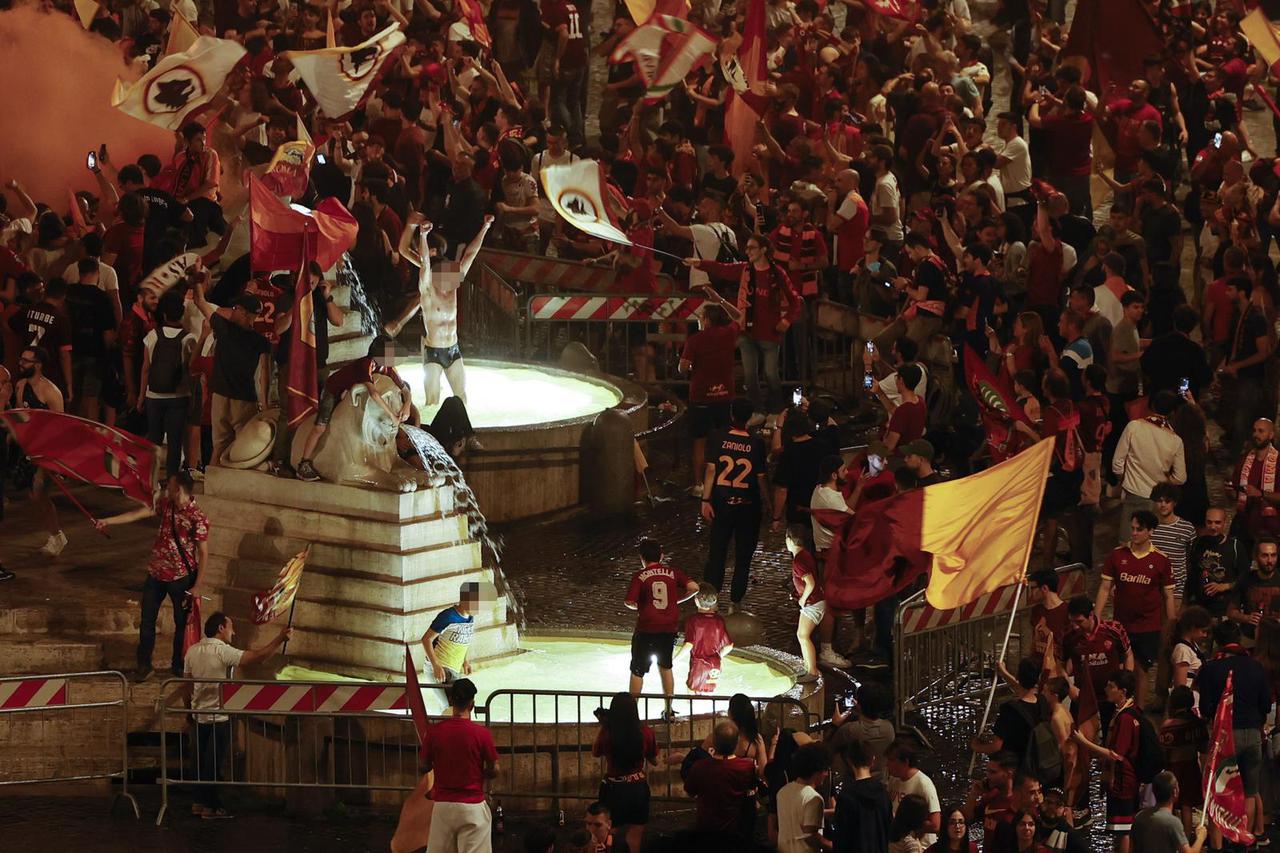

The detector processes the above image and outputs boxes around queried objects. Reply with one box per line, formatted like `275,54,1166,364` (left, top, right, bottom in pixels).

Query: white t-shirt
184,637,245,723
889,770,941,847
872,173,904,241
143,326,196,399
809,484,850,551
776,781,825,853
96,261,119,294
689,222,737,288
878,363,929,408
984,173,1006,211
998,136,1033,195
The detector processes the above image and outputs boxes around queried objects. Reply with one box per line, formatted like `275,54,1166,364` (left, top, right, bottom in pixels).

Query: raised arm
457,214,495,279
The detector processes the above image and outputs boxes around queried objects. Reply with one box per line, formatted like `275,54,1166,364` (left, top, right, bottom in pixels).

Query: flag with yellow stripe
252,546,309,624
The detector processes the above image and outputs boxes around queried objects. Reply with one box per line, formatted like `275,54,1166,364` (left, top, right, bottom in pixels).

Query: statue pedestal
199,467,518,679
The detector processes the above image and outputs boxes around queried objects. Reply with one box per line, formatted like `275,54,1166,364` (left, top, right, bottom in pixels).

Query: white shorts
800,601,827,625
427,800,492,853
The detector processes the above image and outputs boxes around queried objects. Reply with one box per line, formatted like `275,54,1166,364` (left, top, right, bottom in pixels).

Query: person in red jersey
1095,510,1176,710
1027,569,1071,675
625,538,699,715
675,584,733,695
422,678,499,852
684,719,760,839
1071,670,1142,850
679,287,742,498
786,523,849,682
1060,595,1134,828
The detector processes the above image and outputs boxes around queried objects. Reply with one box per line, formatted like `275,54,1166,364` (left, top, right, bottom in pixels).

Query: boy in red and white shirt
1096,509,1175,710
676,584,734,694
625,538,699,715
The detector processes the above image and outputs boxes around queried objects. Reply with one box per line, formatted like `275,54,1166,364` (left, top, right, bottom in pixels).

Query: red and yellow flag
1204,672,1255,846
252,546,309,624
821,438,1053,612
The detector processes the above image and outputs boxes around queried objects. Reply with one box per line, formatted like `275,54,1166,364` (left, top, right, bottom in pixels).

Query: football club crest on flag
540,159,632,245
112,36,246,130
284,25,405,119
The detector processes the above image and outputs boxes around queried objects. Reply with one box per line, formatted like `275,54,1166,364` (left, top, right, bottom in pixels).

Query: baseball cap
867,440,890,459
901,439,934,461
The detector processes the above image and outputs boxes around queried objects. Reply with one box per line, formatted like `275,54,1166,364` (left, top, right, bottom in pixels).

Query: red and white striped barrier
220,682,408,713
529,294,706,323
901,568,1086,635
0,677,68,709
481,250,612,292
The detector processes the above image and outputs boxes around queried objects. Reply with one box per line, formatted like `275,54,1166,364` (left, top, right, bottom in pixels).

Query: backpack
1121,706,1166,784
1012,698,1063,785
148,329,187,394
710,223,743,264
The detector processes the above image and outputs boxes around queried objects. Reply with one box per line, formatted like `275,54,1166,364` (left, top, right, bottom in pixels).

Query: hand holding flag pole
48,473,111,538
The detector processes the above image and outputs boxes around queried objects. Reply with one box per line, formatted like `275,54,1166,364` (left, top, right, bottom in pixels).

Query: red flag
822,490,930,610
1061,0,1162,96
865,0,920,21
457,0,492,49
285,260,319,428
252,546,309,624
404,647,431,759
0,410,159,507
248,173,358,272
964,345,1032,462
184,596,203,658
722,0,767,175
1203,672,1255,846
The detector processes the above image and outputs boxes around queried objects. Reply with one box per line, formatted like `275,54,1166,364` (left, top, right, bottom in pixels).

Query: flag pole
967,576,1025,776
628,241,688,263
47,472,110,537
282,591,299,657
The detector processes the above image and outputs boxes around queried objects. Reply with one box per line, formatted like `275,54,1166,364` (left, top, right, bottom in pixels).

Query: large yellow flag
922,438,1054,609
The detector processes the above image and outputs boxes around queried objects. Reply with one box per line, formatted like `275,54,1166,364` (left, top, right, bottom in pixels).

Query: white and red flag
112,35,246,130
283,24,405,119
1202,672,1255,846
610,14,717,105
721,0,768,174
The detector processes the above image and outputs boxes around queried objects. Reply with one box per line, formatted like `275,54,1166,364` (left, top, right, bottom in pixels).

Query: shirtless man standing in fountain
386,213,494,413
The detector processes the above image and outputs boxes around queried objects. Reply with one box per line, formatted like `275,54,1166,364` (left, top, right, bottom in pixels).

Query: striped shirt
1151,517,1197,594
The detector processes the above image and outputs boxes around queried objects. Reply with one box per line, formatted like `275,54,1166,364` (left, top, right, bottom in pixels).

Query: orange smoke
0,6,173,211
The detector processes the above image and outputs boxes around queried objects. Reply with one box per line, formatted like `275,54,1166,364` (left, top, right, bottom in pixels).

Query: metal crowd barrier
0,670,139,818
481,688,817,813
893,563,1087,736
155,677,447,825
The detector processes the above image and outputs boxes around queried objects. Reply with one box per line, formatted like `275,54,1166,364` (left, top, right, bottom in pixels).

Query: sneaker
296,459,321,482
659,709,678,724
188,468,205,483
687,483,703,499
267,461,296,479
191,805,210,817
464,435,485,452
132,666,153,684
0,566,14,581
39,531,67,557
851,650,889,670
795,672,820,684
746,412,767,429
819,648,853,668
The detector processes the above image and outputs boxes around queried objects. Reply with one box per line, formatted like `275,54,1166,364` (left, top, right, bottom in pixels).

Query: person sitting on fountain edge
295,337,412,482
625,538,700,719
422,581,482,683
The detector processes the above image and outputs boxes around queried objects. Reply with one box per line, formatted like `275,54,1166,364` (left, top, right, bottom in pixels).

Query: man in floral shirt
97,470,209,681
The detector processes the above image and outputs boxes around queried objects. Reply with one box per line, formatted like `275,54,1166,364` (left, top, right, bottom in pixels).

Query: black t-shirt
209,313,271,401
137,187,187,272
912,258,947,315
66,283,114,359
991,695,1046,762
1141,332,1211,398
773,436,828,522
1237,570,1280,639
1233,306,1269,380
443,177,487,256
1188,535,1248,615
700,172,738,199
707,429,768,507
1140,204,1182,267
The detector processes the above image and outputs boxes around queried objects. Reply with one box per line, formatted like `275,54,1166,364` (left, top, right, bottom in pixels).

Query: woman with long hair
926,806,978,853
1011,808,1047,852
727,693,768,769
591,692,658,853
889,793,932,853
1165,605,1212,693
988,311,1046,383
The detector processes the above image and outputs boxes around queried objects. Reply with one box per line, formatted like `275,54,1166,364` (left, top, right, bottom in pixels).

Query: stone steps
201,466,456,523
0,604,175,637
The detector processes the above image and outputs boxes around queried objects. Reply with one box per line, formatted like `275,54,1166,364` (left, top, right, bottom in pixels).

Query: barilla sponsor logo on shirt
1119,571,1156,585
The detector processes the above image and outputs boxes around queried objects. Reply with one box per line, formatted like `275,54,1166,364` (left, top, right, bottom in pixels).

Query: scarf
1237,444,1279,514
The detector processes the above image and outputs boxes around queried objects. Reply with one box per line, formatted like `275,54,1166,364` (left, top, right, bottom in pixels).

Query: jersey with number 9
627,563,693,633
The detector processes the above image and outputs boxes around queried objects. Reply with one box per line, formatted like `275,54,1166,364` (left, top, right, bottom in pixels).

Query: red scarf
1237,444,1278,514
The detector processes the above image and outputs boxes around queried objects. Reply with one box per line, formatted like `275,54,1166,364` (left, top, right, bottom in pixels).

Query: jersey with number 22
708,430,768,507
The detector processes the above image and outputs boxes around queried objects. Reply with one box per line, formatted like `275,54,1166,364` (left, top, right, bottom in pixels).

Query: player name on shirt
720,440,755,454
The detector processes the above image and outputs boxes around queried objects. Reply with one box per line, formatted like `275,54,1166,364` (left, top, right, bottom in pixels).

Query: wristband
701,499,711,504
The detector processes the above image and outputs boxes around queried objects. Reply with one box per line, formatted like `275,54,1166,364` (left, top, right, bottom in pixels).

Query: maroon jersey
244,275,289,345
626,562,692,633
1029,601,1070,665
544,0,587,69
1062,618,1131,698
1102,545,1173,633
12,300,73,392
683,611,731,693
682,323,738,403
791,549,824,605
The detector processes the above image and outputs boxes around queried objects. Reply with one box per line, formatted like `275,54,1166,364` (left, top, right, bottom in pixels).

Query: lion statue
290,372,439,492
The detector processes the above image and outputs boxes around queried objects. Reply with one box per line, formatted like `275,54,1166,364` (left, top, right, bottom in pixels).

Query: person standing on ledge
422,582,482,684
385,213,494,429
625,538,699,718
95,470,209,682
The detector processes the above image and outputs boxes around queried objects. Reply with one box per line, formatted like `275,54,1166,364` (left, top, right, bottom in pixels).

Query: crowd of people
1,0,1280,849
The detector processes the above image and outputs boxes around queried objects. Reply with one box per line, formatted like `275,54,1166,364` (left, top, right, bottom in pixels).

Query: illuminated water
396,363,622,429
281,637,794,724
